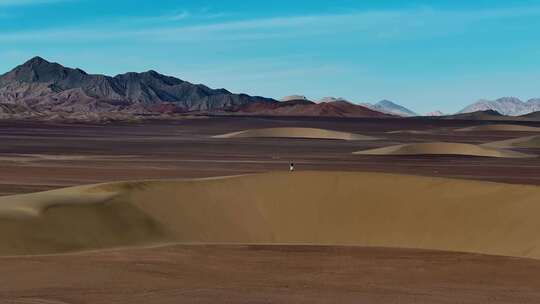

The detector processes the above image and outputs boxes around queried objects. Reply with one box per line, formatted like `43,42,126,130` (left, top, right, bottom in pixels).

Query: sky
1,0,540,114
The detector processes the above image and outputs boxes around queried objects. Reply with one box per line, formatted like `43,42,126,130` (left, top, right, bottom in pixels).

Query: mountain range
361,100,418,117
0,57,395,120
425,111,445,116
239,98,391,118
458,97,540,116
0,57,274,113
2,57,539,121
277,96,418,117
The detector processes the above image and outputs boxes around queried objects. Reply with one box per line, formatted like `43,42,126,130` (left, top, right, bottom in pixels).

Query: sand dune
386,130,431,134
484,135,540,149
457,124,540,132
353,142,533,158
213,127,377,140
3,171,540,258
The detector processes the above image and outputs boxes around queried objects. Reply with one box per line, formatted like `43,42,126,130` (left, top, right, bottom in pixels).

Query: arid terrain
3,245,540,304
3,116,540,196
3,116,540,303
6,0,540,301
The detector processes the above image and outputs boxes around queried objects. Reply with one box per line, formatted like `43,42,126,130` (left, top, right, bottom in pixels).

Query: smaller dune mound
484,135,540,149
353,142,533,158
386,130,431,135
213,127,378,141
456,124,540,132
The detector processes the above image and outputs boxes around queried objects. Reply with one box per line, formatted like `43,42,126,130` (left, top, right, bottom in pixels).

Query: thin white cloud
0,11,406,42
0,0,68,6
168,11,190,21
94,9,227,27
1,5,540,42
133,11,191,23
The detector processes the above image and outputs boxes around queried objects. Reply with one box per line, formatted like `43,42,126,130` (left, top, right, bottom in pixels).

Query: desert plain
3,116,540,303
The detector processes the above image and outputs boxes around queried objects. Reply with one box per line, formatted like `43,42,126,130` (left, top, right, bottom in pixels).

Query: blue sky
1,0,540,113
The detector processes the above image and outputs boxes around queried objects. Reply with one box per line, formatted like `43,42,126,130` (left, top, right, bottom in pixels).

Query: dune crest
385,130,431,134
483,135,540,149
456,124,540,132
213,127,377,141
0,185,118,219
353,142,533,158
3,172,540,258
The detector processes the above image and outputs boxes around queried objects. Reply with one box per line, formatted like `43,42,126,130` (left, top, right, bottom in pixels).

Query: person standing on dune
290,162,295,172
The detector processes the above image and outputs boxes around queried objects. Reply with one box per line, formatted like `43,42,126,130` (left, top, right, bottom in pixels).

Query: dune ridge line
483,135,540,149
213,127,378,140
353,142,534,158
456,124,540,132
2,171,540,258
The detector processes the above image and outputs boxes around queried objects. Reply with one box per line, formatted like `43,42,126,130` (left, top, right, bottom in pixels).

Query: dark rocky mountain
0,57,275,115
0,57,393,121
519,111,540,121
439,110,505,120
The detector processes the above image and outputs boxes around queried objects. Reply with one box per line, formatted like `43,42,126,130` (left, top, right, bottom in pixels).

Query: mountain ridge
0,56,275,113
0,57,394,120
361,100,418,117
459,97,540,116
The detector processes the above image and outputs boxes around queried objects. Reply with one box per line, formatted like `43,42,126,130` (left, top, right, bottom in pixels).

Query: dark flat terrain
2,116,540,195
2,244,540,304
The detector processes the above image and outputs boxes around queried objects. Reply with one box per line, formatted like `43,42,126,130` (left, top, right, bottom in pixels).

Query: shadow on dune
1,171,540,258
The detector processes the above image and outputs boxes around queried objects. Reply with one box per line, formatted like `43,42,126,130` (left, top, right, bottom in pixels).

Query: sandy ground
3,117,540,195
2,244,540,304
4,117,540,303
354,142,534,158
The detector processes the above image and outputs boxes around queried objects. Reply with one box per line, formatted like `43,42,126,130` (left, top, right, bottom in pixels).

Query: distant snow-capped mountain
281,95,310,102
361,100,418,117
316,98,417,117
459,97,540,116
426,110,445,116
317,97,347,103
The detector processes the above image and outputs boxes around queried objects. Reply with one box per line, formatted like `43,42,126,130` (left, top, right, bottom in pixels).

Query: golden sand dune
3,171,540,258
483,135,540,149
386,130,431,134
456,124,540,132
213,127,377,140
353,142,533,158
